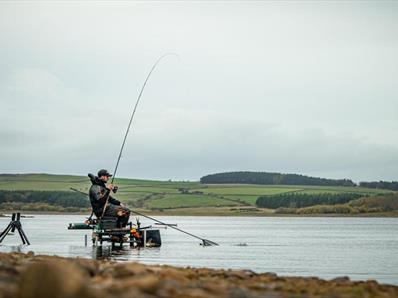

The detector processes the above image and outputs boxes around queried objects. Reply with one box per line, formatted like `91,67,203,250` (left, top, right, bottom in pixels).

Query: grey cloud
0,2,397,181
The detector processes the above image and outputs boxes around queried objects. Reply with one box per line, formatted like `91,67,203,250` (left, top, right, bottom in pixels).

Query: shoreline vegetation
0,173,396,217
1,208,398,218
5,208,396,217
0,252,397,298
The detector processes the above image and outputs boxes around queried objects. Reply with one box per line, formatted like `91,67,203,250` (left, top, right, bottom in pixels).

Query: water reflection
90,244,162,261
92,246,114,260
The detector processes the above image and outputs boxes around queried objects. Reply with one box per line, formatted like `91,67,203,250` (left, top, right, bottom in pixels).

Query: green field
0,174,392,210
146,194,240,209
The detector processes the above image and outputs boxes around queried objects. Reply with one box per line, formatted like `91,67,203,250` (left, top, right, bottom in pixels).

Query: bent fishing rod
85,53,218,246
70,188,219,246
101,53,178,219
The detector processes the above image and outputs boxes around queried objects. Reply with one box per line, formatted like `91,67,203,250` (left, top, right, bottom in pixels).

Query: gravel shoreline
0,252,397,298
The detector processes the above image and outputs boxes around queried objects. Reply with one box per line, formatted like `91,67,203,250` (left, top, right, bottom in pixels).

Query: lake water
0,214,397,285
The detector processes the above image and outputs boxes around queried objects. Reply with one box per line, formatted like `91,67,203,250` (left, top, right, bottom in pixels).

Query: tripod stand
0,213,30,245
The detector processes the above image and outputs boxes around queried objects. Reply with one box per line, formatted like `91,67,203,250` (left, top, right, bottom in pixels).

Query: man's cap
97,169,113,177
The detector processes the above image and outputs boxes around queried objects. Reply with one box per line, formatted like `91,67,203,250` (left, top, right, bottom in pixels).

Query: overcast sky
0,1,397,182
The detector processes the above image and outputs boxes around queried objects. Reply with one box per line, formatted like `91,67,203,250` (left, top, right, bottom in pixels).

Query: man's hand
106,184,114,191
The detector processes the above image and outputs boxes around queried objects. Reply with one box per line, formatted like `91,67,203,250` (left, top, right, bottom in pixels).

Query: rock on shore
0,252,397,298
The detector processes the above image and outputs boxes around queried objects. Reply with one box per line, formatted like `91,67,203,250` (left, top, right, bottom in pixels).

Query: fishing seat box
100,216,118,230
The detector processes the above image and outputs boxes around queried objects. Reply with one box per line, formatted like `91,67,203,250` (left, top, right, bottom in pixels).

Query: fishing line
111,53,179,184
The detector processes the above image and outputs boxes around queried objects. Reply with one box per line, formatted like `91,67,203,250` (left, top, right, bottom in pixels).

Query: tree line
0,190,90,208
256,192,364,209
200,171,356,187
359,181,398,191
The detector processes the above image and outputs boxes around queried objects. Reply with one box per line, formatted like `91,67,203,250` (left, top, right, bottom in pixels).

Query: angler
89,169,130,228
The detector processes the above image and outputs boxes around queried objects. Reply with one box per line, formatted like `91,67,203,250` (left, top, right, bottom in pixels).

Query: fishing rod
78,54,218,246
70,187,219,246
101,53,178,219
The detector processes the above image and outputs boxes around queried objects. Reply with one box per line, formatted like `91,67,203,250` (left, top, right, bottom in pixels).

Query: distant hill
0,173,393,214
200,171,356,187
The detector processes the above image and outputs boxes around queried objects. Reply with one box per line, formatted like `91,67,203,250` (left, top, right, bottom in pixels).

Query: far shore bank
0,252,397,298
1,208,398,218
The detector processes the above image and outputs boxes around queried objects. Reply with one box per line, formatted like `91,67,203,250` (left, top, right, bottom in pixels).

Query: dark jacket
89,177,121,217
